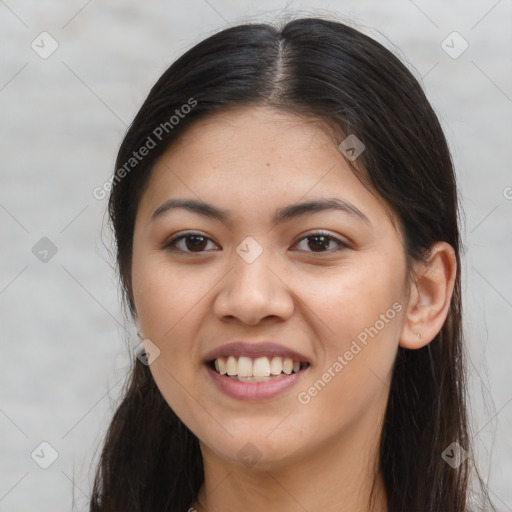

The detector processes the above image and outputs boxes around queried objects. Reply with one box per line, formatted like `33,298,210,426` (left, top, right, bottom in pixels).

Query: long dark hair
91,17,494,512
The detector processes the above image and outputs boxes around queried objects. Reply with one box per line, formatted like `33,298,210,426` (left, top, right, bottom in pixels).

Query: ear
399,241,457,349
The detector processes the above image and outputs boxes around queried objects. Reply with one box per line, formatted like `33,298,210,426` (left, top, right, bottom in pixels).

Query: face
131,106,410,470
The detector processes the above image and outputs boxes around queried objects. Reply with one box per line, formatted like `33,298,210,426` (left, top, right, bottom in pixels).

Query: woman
90,17,494,512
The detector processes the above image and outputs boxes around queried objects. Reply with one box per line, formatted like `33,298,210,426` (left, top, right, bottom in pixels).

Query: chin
199,428,306,471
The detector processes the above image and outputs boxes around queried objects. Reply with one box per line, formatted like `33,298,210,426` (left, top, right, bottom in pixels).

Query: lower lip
205,364,308,401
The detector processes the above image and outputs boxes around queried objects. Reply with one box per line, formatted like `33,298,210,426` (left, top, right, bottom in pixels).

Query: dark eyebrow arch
151,197,371,226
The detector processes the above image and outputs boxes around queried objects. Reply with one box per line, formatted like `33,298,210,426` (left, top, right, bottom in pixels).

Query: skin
130,106,456,512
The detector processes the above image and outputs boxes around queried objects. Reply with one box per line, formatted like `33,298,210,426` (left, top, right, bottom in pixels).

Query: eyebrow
151,197,371,226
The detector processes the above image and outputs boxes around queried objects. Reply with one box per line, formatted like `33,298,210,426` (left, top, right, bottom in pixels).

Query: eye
163,232,219,254
163,230,348,255
292,231,348,253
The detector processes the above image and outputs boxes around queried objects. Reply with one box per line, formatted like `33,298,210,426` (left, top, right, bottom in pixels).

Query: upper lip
204,341,310,363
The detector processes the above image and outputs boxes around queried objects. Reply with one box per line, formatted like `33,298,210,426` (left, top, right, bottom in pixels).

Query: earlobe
399,242,457,349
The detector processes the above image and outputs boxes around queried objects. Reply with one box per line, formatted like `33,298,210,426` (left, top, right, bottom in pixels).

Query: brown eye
307,235,330,252
293,232,348,253
183,235,208,251
164,233,219,253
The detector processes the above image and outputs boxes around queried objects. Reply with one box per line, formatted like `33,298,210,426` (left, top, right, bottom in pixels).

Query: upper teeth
214,356,301,377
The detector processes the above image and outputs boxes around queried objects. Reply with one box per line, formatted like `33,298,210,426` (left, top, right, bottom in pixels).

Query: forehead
138,106,399,232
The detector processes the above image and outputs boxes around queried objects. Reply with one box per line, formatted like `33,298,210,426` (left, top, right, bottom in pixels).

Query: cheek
292,284,403,442
131,254,218,414
294,257,406,345
132,252,209,335
293,255,405,403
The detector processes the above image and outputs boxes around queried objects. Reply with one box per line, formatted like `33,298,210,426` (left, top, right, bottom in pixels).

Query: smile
209,355,309,382
205,358,310,401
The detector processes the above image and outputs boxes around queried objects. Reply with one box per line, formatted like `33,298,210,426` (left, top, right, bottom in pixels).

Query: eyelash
162,230,349,255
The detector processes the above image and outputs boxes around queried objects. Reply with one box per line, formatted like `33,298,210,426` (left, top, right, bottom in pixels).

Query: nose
213,251,295,326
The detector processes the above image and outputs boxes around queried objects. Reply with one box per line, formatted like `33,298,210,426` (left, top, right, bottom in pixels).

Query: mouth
203,341,311,401
207,356,311,382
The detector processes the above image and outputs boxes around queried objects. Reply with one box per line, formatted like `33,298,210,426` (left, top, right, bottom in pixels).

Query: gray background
1,0,511,510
